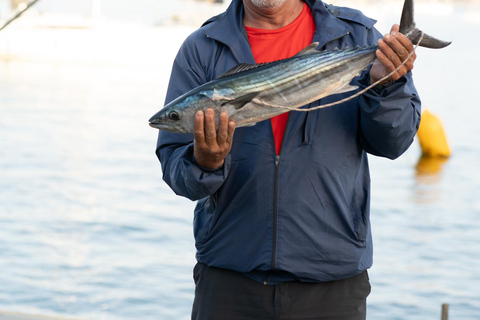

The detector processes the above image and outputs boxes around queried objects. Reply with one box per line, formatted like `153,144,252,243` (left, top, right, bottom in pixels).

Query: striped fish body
149,45,376,133
149,0,451,134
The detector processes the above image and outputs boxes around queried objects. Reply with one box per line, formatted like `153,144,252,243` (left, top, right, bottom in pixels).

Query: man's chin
249,0,288,10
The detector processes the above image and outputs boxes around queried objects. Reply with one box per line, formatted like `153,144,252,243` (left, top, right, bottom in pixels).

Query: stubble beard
249,0,288,9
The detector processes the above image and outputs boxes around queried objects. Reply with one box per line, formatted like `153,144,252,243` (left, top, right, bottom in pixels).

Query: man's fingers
192,109,235,170
370,24,417,84
204,108,217,145
385,32,415,64
382,25,416,68
194,110,205,145
217,112,229,145
374,48,397,81
195,109,234,148
393,32,416,71
395,32,415,53
378,35,403,68
227,120,235,145
376,32,416,81
390,24,400,34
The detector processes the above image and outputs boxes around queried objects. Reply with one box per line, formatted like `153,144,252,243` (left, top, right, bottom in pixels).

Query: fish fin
294,42,319,57
399,0,451,48
218,63,267,78
418,33,452,48
218,43,319,80
333,85,358,94
224,92,260,110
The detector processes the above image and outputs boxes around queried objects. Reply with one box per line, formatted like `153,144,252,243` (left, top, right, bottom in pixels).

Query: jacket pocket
352,208,367,242
301,103,316,146
193,196,216,245
351,164,370,243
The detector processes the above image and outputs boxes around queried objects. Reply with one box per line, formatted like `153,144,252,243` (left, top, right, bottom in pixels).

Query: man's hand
193,108,235,170
370,24,416,84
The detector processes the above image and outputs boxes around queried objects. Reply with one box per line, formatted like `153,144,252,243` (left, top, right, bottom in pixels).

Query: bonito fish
149,0,450,134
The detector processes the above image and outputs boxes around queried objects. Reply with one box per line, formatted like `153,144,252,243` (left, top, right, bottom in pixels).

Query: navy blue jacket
156,0,421,284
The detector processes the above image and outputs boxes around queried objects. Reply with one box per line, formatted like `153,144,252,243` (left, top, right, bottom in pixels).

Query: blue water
0,1,479,319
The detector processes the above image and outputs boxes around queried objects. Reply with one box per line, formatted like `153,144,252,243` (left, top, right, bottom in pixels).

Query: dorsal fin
218,63,267,78
294,42,319,57
218,42,320,79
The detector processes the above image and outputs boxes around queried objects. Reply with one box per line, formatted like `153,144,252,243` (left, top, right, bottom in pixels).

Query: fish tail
399,0,451,49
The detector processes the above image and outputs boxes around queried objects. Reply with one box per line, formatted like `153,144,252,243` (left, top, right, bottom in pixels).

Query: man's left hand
370,24,416,85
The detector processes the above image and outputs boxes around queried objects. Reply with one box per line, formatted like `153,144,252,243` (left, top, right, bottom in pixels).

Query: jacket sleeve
357,72,421,159
155,36,231,201
353,25,421,160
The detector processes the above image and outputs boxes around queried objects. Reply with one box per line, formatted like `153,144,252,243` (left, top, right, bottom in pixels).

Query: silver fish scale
149,46,378,133
150,0,452,133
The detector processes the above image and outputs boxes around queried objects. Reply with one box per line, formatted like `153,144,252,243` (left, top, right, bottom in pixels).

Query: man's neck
243,0,304,30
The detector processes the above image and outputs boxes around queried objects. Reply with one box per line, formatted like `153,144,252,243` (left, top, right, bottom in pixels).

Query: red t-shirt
245,3,315,154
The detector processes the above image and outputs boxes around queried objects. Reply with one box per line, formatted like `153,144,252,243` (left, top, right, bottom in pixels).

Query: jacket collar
203,0,255,64
305,0,352,48
203,0,353,63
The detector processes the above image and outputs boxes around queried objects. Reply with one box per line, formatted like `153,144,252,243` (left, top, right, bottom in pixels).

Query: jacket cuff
192,154,227,173
169,145,231,200
358,66,408,96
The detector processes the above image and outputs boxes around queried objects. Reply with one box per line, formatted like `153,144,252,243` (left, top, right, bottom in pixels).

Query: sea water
0,1,479,319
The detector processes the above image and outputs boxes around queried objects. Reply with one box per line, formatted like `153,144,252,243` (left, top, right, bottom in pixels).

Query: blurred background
0,0,478,319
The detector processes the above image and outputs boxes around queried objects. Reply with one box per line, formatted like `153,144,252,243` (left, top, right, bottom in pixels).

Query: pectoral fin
224,92,260,110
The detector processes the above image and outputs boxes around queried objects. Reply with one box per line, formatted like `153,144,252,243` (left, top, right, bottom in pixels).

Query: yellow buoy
417,109,451,158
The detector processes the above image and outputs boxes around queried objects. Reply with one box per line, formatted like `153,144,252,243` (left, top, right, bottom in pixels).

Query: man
156,0,420,319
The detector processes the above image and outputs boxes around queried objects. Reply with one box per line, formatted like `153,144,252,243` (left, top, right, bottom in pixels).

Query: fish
149,0,450,134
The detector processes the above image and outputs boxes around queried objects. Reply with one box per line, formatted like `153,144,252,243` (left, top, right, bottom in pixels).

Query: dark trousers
192,263,371,320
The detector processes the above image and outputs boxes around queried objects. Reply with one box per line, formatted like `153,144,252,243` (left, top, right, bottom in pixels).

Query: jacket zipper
272,154,280,269
264,154,280,286
264,114,293,285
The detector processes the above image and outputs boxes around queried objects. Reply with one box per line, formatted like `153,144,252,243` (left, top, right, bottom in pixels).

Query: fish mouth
148,112,167,130
148,121,170,131
148,115,165,129
149,122,161,129
149,120,185,133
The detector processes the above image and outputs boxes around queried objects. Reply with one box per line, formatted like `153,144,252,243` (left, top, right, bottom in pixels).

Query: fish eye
168,111,180,121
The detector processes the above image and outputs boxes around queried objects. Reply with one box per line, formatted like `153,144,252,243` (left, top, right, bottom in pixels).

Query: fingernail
196,111,203,117
206,109,213,115
391,31,398,36
385,34,390,39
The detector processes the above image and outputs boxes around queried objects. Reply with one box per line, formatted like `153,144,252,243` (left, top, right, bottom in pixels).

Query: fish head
148,105,189,133
149,91,216,133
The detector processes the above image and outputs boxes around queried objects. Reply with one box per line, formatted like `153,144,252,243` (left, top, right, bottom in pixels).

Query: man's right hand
193,108,235,170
